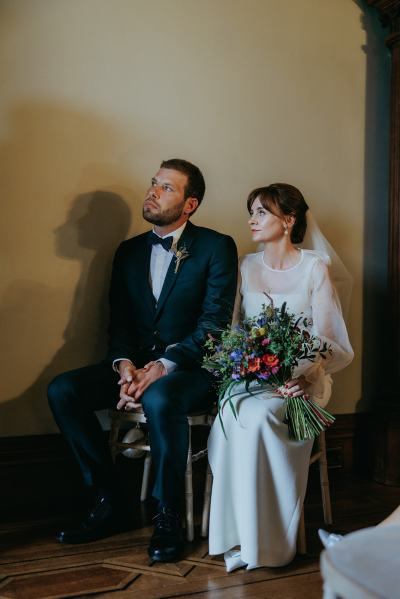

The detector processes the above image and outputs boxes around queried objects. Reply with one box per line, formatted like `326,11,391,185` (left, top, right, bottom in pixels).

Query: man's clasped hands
116,360,166,411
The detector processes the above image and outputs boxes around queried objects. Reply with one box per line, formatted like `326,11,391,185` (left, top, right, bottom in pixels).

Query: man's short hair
161,158,206,204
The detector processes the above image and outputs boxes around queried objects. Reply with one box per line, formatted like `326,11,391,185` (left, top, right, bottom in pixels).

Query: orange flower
261,354,279,368
247,357,261,372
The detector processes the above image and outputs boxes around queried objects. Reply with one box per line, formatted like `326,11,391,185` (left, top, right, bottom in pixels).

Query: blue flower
257,373,270,380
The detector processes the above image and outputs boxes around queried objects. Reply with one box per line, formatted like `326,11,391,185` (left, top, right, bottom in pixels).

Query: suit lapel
137,235,156,310
154,221,197,319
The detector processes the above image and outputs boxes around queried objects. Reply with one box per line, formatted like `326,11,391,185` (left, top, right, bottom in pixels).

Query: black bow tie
147,231,173,251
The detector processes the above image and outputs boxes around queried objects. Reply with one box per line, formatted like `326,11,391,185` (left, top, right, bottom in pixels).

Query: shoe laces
153,507,179,532
88,495,112,521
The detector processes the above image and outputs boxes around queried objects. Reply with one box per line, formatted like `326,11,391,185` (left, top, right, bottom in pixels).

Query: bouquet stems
284,395,335,441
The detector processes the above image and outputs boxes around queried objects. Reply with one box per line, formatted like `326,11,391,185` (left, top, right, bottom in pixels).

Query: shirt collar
152,221,187,247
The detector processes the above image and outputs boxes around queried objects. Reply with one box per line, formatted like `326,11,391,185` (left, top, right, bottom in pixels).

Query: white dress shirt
113,222,187,375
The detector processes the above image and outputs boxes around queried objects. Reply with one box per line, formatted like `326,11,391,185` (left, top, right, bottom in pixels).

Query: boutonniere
173,243,190,274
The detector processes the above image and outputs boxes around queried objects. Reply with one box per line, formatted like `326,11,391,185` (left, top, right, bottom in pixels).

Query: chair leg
318,432,333,525
297,505,307,554
140,453,152,502
109,418,120,464
185,429,194,542
201,462,213,537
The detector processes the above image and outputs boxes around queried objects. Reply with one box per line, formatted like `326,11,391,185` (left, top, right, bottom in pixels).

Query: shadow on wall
53,190,131,359
355,3,390,412
0,103,133,435
0,191,131,435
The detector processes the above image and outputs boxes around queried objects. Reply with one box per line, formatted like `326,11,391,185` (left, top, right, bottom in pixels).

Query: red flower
261,354,280,368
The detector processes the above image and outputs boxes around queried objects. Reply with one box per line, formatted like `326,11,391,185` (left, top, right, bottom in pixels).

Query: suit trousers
47,361,215,506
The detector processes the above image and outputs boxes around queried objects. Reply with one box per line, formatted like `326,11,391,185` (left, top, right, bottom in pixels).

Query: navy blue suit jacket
107,221,238,369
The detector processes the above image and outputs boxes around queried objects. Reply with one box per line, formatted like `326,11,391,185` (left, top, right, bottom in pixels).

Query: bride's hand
282,376,309,398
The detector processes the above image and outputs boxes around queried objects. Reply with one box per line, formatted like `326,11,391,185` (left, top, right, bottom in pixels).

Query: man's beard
143,200,186,226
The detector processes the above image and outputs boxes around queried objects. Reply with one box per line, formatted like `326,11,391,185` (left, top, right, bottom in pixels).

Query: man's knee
141,384,172,422
47,371,79,413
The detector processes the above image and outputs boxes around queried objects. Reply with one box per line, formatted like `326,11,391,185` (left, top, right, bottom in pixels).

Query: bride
207,183,354,571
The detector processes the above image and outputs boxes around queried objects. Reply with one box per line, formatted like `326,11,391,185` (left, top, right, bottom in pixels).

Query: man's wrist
120,361,136,374
155,360,167,375
113,358,135,374
157,357,177,375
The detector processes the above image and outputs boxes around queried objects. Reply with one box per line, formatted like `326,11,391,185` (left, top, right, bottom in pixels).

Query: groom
48,158,238,561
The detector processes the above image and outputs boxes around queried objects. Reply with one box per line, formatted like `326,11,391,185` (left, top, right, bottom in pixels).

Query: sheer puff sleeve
301,257,354,407
310,258,354,374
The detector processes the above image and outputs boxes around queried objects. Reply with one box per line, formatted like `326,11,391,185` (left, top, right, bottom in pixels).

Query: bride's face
248,197,286,243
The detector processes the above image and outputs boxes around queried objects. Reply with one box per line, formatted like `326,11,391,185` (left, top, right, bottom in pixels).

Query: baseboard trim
0,434,84,517
0,413,370,516
325,412,372,475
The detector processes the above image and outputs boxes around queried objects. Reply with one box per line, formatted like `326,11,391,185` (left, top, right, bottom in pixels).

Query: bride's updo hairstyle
247,183,309,243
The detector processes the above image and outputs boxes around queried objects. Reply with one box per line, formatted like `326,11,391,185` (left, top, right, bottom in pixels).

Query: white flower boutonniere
173,243,190,273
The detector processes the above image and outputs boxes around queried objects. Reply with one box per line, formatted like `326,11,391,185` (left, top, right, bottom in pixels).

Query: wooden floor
1,476,400,599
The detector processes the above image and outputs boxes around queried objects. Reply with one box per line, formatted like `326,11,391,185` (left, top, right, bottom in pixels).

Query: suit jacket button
154,330,159,336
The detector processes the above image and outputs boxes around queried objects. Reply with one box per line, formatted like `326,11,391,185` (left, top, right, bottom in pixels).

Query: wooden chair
109,410,331,552
108,408,213,542
297,430,333,554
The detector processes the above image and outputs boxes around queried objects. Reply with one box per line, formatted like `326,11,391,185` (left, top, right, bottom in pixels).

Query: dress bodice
240,249,314,320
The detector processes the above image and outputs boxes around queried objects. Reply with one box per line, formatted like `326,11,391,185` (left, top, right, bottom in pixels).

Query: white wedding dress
207,249,354,570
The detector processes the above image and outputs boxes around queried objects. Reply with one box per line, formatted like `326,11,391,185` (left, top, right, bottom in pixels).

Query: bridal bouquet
203,295,335,441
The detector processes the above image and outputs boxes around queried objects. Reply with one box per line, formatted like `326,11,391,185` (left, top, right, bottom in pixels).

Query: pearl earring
284,224,289,236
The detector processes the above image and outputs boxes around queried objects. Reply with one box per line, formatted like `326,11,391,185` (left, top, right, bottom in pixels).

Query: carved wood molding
367,0,400,31
368,0,400,396
367,0,400,484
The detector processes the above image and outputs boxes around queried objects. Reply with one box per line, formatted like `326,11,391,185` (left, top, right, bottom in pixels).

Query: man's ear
183,197,199,215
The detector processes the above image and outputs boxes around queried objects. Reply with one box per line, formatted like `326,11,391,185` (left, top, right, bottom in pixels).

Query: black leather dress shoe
148,507,184,562
56,494,123,544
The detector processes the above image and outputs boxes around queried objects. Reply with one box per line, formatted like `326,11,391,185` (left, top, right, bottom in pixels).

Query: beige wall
0,0,383,435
